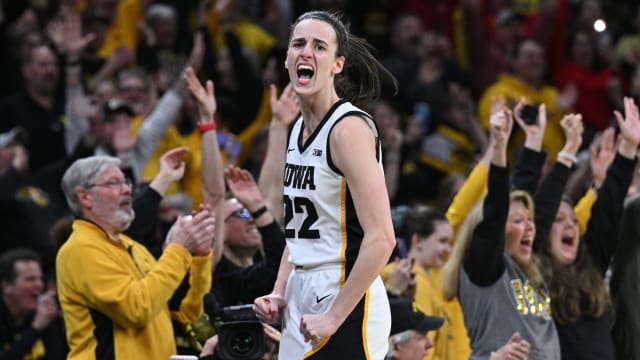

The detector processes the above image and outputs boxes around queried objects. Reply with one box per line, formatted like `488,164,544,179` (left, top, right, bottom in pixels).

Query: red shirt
556,63,613,130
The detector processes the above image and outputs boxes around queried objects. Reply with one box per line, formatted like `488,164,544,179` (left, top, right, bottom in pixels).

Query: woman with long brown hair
535,97,640,359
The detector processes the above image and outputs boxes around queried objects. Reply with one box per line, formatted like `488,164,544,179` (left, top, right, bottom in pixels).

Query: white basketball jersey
283,99,382,273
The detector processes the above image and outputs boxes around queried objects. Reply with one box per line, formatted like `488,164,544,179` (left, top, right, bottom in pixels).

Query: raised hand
47,14,95,58
385,257,416,299
489,104,512,167
589,128,616,189
489,105,513,148
489,95,506,119
555,113,583,168
270,83,299,126
224,166,264,211
184,67,216,122
614,97,640,159
560,113,584,155
513,97,547,152
32,290,60,331
158,146,189,183
45,17,66,54
64,14,95,60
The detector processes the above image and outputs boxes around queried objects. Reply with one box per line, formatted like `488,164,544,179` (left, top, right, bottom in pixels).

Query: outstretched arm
571,128,616,233
184,66,225,265
532,113,583,252
126,146,189,243
464,105,513,286
257,83,299,224
585,97,640,273
61,14,95,154
512,97,548,193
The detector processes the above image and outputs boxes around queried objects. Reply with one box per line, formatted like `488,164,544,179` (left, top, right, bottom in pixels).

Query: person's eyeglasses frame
86,178,133,191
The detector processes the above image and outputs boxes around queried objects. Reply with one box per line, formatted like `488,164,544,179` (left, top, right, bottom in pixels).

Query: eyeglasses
226,208,251,221
87,178,133,190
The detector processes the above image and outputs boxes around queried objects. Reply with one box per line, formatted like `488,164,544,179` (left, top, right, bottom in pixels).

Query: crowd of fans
1,0,640,359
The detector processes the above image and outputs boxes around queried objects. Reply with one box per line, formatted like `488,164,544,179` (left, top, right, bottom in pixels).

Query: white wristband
558,151,578,164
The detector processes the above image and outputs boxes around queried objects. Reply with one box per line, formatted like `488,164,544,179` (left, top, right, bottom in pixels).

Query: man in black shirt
211,167,285,307
0,249,67,359
0,43,66,173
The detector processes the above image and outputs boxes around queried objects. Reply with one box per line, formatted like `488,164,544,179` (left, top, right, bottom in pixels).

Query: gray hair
145,3,177,23
386,329,416,359
117,67,150,89
61,156,122,216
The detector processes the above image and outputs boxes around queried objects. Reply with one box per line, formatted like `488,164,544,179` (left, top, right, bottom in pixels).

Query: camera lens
216,319,265,360
230,331,255,354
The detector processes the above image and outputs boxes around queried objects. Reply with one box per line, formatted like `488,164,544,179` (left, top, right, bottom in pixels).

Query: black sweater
212,220,286,306
549,154,635,360
0,300,67,360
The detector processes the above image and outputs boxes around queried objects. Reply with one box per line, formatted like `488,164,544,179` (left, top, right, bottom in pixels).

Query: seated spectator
0,248,67,359
56,155,215,359
386,297,443,360
382,206,471,360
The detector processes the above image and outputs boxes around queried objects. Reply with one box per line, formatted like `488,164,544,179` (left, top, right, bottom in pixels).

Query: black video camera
204,294,265,360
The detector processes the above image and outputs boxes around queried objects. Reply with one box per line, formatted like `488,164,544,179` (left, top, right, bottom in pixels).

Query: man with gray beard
56,155,215,359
